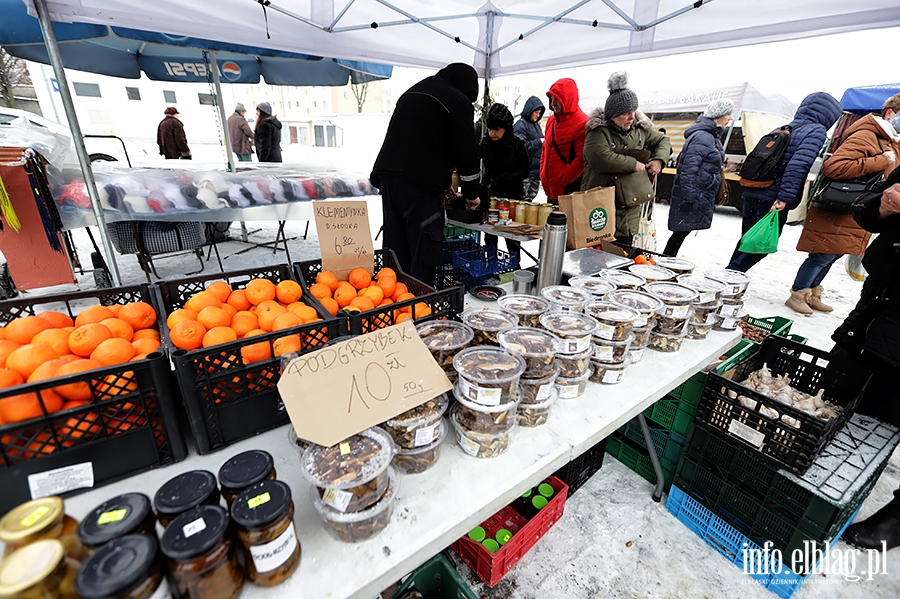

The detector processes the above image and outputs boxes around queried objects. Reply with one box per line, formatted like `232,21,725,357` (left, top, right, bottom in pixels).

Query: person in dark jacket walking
726,92,842,272
156,107,191,159
833,167,900,551
482,103,530,263
228,103,254,162
370,63,482,286
540,79,588,203
664,98,735,256
513,96,545,201
254,102,283,163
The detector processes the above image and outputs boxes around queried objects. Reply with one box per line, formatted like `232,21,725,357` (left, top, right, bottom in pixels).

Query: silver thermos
535,211,567,292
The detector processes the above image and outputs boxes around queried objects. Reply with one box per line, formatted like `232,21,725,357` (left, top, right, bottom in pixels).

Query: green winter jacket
582,108,671,237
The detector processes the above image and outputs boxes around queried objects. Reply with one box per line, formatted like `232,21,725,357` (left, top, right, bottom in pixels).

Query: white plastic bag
845,254,867,281
633,201,658,252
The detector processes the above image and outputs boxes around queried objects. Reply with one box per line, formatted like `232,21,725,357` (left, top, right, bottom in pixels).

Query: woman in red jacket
540,79,588,203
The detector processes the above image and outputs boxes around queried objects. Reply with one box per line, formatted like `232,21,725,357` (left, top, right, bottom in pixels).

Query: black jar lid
75,535,158,599
154,470,218,516
231,480,292,530
78,493,152,548
218,450,274,492
160,505,229,561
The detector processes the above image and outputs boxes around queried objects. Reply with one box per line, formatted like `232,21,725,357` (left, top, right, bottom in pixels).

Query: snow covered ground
28,198,900,598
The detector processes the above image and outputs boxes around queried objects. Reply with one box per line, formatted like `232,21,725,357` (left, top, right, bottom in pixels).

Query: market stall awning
840,84,900,115
636,83,797,119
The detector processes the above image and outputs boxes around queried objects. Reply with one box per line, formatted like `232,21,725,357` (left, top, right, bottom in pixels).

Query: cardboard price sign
313,200,375,279
277,320,452,447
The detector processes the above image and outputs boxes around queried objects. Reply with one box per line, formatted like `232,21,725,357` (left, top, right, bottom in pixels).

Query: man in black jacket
371,63,482,286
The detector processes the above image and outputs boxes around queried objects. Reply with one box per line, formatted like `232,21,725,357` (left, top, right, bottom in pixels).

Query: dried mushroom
454,347,525,405
460,308,518,346
584,301,638,341
287,425,310,452
676,274,727,305
568,276,617,298
686,322,713,340
555,346,592,377
591,334,634,364
452,396,518,435
705,268,751,298
644,282,698,318
589,355,632,385
519,367,560,405
556,369,591,399
598,269,646,289
713,313,744,331
608,289,663,328
539,312,597,354
382,395,448,449
518,403,552,427
540,285,591,312
416,321,474,380
312,466,397,543
648,332,684,353
498,327,559,379
632,325,652,347
497,294,550,327
654,311,692,336
628,264,676,281
392,427,445,474
450,404,511,458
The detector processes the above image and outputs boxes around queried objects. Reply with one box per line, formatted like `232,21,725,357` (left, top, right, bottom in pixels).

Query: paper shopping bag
557,186,616,249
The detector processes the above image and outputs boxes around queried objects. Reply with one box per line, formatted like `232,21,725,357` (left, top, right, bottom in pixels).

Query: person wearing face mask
582,72,672,244
664,98,735,256
540,78,588,203
786,93,900,314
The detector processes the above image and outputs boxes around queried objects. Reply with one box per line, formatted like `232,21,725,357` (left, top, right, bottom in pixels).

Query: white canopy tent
638,83,796,119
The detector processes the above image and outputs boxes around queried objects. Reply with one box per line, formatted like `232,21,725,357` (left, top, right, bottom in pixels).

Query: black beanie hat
605,72,639,120
486,103,514,131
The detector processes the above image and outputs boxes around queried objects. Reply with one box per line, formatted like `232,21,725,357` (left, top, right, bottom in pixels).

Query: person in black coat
371,63,482,286
254,102,283,163
664,99,734,256
513,96,545,201
481,103,530,263
833,167,900,551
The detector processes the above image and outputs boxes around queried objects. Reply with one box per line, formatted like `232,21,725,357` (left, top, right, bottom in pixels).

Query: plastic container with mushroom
540,285,592,313
598,268,646,290
497,294,550,327
567,276,617,299
608,289,664,329
538,312,597,355
459,308,518,346
498,327,560,379
584,301,638,342
453,347,525,407
416,321,474,382
628,263,676,282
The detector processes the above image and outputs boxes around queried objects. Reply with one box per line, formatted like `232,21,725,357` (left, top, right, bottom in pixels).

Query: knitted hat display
703,98,736,119
604,72,639,120
486,103,514,131
257,102,273,115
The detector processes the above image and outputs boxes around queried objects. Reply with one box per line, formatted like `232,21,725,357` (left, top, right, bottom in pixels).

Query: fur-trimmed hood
586,107,655,133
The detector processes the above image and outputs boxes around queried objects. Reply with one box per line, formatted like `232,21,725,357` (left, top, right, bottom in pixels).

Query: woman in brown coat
785,94,900,314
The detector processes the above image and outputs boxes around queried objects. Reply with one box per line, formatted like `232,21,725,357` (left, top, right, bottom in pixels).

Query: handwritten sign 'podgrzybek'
277,320,452,447
313,200,375,280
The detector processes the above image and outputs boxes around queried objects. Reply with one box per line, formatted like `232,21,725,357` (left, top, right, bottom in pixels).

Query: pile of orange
308,267,430,324
0,301,159,425
166,278,323,364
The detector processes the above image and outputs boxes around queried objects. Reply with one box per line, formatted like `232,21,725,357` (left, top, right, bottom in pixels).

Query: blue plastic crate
452,245,518,277
442,234,480,265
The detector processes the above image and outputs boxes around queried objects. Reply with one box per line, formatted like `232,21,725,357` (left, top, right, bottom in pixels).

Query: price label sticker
97,509,128,525
322,489,353,512
20,506,50,527
248,492,271,509
182,517,206,538
339,442,351,456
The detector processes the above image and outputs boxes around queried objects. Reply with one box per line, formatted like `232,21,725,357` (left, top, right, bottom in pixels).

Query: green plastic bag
738,210,780,254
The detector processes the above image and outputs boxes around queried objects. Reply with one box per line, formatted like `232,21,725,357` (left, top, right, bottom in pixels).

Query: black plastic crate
695,336,870,475
552,438,607,495
442,234,480,265
294,249,464,335
0,284,152,324
155,265,340,454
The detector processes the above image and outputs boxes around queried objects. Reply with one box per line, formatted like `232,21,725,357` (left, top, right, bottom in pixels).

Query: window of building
198,93,215,105
73,82,101,98
163,90,177,103
125,87,141,101
299,127,308,146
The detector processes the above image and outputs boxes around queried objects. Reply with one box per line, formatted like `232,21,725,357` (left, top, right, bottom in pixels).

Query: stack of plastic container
705,268,752,331
498,327,560,428
539,285,591,313
675,274,729,340
608,289,666,356
567,276,616,300
416,320,474,381
539,312,596,399
643,282,698,353
382,393,449,474
460,307,518,346
497,294,550,327
584,300,638,384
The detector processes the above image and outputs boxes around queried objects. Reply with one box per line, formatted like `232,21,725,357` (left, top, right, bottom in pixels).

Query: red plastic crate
450,476,568,587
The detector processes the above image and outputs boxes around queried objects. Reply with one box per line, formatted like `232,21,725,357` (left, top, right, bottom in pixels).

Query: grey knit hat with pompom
703,98,735,120
605,72,639,120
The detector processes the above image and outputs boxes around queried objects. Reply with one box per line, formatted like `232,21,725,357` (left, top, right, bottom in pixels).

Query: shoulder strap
549,120,575,165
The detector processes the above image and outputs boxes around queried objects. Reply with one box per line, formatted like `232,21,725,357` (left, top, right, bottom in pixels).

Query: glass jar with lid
0,497,83,560
537,204,554,227
217,450,277,507
0,539,79,599
153,470,221,528
78,493,157,557
230,480,300,587
160,506,243,599
523,203,539,225
75,535,170,599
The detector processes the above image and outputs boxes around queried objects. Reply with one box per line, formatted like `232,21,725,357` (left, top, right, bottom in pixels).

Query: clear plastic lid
300,427,396,490
416,321,474,351
540,285,591,306
654,257,695,272
539,312,598,337
384,393,449,428
452,384,522,413
591,353,634,371
567,277,617,297
556,367,593,384
592,333,635,347
608,289,664,314
628,264,676,281
449,403,517,440
310,465,399,523
584,300,639,323
519,364,561,386
705,268,751,294
497,294,550,315
598,269,646,288
453,347,526,387
676,274,728,295
498,327,559,359
650,330,688,340
460,308,519,331
644,282,699,305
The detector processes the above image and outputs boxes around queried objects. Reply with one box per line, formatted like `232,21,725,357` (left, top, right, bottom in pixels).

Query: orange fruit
349,296,376,312
220,304,237,320
377,267,397,281
319,297,340,316
30,329,71,356
231,312,259,337
27,359,65,384
184,291,221,313
5,316,52,345
6,344,59,379
273,335,301,356
276,280,303,304
59,411,102,444
133,329,160,342
131,354,149,362
334,284,357,308
256,301,287,332
0,389,62,423
206,281,233,303
396,292,416,304
202,326,238,348
0,340,18,368
37,311,74,328
132,338,161,355
0,368,24,389
240,330,271,364
391,283,409,302
0,327,5,340
245,279,277,305
101,318,134,342
395,313,412,323
197,306,232,330
308,283,332,301
272,313,304,331
348,268,372,290
379,299,392,307
170,320,207,351
289,304,318,323
90,338,136,366
54,359,104,401
316,271,340,292
75,305,116,327
411,302,432,318
360,285,384,305
167,308,198,329
226,289,252,312
69,323,113,357
377,276,396,299
118,302,157,330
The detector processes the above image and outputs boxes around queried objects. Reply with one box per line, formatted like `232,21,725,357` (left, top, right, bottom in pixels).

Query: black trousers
663,231,690,256
380,176,443,287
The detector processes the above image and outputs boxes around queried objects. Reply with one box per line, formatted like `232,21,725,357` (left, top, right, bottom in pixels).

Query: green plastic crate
643,398,696,437
444,224,477,239
392,553,478,599
745,315,793,338
616,421,687,465
606,434,676,491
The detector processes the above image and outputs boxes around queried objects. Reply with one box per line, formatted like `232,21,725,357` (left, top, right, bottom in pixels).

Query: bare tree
350,82,369,113
0,48,31,109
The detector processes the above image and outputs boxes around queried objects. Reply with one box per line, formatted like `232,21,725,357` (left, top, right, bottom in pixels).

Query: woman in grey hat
254,102,283,163
664,98,735,255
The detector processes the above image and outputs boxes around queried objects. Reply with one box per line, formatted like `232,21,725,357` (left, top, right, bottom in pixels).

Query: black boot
842,497,900,551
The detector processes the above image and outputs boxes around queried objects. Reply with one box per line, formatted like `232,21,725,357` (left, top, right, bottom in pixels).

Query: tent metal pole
206,51,235,173
33,0,121,287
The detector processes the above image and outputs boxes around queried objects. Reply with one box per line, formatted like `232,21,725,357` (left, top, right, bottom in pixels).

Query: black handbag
811,171,884,214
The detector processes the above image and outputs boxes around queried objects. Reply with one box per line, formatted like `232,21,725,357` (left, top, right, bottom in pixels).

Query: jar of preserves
217,450,276,507
160,506,242,599
0,539,79,599
487,208,500,224
513,202,526,223
154,471,220,528
524,203,539,225
78,493,157,557
0,496,83,560
75,535,171,599
509,201,519,222
498,200,510,221
230,480,300,587
537,204,554,227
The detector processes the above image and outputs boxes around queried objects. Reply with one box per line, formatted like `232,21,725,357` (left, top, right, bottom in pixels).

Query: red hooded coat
540,79,588,200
